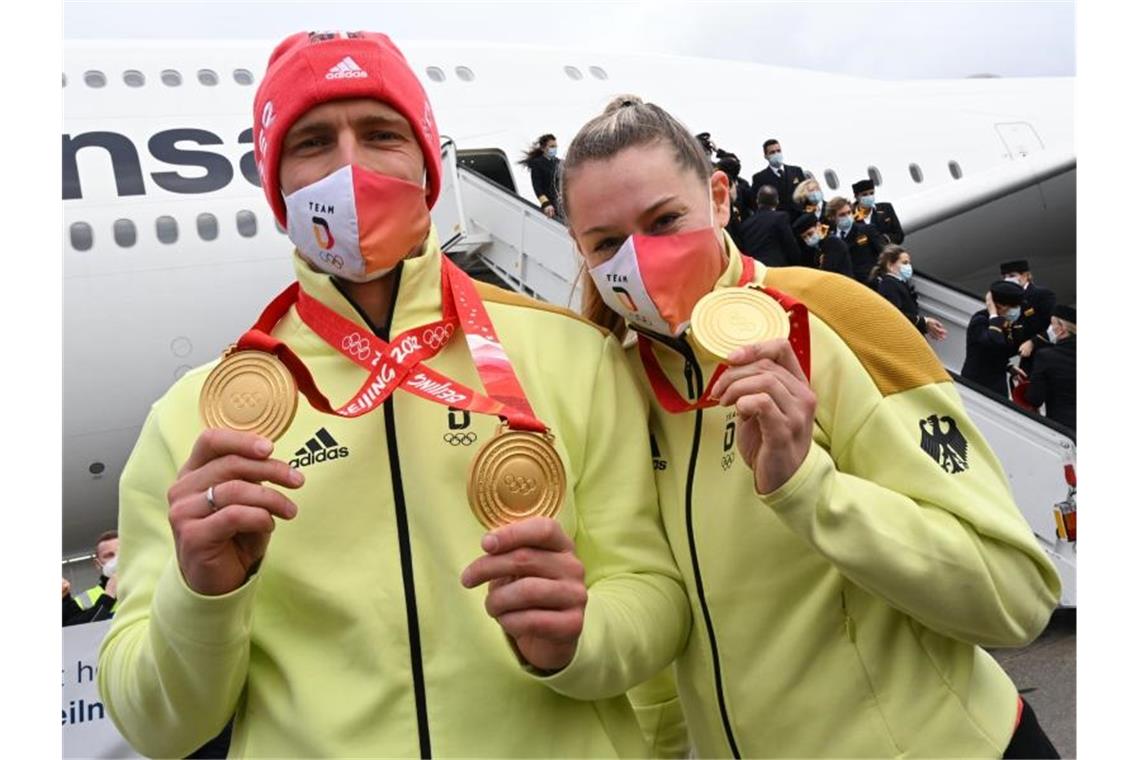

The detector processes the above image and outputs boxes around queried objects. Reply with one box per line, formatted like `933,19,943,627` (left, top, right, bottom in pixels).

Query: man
750,139,806,219
852,178,904,244
794,213,852,278
74,529,119,618
735,184,800,267
1024,304,1076,434
98,31,687,759
825,196,886,285
1001,259,1057,363
962,280,1023,397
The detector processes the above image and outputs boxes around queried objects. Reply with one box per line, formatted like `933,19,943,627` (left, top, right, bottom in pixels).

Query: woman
791,174,825,223
518,133,562,218
870,244,948,340
559,95,1062,759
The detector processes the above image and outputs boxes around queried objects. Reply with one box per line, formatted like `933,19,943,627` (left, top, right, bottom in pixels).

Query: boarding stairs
430,139,1076,607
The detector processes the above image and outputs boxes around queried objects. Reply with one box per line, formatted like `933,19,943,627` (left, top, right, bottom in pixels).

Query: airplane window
455,66,475,82
113,219,138,248
909,163,924,183
823,169,839,190
161,69,182,87
69,222,93,251
867,166,882,186
233,68,255,85
84,70,107,88
197,213,219,241
198,69,220,86
89,462,105,476
123,70,146,87
564,66,583,80
155,215,178,244
426,66,446,82
236,210,258,238
948,160,963,179
589,66,608,80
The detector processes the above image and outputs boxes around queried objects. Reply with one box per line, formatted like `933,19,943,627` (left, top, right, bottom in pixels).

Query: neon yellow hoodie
98,230,690,758
631,236,1061,758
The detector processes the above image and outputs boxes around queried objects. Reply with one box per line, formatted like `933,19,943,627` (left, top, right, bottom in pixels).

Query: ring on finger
205,485,219,513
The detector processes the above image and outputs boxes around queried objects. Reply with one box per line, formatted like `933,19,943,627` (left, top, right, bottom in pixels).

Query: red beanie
252,31,442,227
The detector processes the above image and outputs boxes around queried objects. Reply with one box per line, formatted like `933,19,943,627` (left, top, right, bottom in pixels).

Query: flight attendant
559,94,1062,759
98,33,688,759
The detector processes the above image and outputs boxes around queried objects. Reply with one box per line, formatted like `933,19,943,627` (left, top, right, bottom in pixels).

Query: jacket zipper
340,269,433,757
673,341,742,759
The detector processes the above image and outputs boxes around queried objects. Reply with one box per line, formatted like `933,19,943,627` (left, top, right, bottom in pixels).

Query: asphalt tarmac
989,608,1076,758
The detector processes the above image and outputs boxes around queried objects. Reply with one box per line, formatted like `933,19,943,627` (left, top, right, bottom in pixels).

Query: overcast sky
64,0,1074,80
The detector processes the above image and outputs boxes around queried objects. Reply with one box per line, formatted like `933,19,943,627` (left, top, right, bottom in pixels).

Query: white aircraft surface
62,39,1075,559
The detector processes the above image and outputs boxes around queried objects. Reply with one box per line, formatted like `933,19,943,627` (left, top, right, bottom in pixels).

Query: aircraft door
995,121,1045,158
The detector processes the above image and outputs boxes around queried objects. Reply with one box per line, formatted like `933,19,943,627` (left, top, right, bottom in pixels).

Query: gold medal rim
690,287,790,361
467,430,566,530
199,351,299,442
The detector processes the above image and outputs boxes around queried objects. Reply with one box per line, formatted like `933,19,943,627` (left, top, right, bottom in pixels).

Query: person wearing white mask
1024,304,1076,434
519,133,562,218
999,259,1057,384
825,196,886,285
962,279,1025,396
560,93,1060,759
791,175,826,224
793,211,853,279
98,32,687,759
749,138,806,220
852,178,904,244
69,530,120,625
870,245,947,340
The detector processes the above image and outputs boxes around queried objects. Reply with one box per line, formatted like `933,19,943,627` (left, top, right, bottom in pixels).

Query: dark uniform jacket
961,309,1017,396
874,274,927,335
524,154,560,216
834,221,886,285
860,202,905,244
813,236,854,279
735,207,801,267
751,164,806,219
733,177,757,218
1024,337,1076,434
1011,282,1057,375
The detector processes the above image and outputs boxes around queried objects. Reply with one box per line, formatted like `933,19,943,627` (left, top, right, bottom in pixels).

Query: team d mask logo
312,217,336,250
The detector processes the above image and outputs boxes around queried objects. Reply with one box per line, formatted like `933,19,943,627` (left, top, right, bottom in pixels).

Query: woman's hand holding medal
167,429,303,596
461,517,587,673
709,338,817,495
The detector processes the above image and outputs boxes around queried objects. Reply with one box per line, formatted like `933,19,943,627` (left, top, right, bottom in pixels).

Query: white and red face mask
284,164,431,282
588,226,726,337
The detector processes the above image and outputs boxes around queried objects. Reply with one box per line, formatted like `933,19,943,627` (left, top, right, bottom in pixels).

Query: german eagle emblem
919,414,969,474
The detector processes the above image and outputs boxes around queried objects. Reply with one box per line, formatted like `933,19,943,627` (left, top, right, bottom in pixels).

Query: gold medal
467,427,566,530
199,349,298,441
690,287,790,362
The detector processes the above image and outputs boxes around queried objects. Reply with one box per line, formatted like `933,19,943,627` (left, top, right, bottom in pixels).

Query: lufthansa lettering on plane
62,128,259,200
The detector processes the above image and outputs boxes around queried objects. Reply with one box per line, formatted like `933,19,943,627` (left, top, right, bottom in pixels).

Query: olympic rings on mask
319,250,345,269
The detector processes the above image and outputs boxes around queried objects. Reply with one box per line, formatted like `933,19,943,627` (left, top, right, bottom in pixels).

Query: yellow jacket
98,230,689,758
632,236,1061,758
